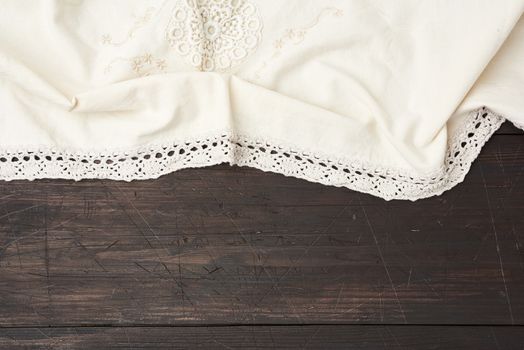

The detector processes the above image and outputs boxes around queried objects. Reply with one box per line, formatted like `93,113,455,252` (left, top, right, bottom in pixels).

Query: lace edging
512,121,524,131
0,107,504,201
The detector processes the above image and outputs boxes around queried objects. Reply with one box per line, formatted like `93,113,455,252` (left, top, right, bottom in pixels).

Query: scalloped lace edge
0,107,505,201
513,121,524,131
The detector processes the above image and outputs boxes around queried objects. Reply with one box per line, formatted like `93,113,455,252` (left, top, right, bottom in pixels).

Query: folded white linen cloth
0,0,523,200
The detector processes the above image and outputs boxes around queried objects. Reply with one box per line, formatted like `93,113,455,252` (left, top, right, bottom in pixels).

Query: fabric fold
0,0,523,200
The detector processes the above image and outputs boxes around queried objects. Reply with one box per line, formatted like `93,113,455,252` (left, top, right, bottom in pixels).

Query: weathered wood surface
0,122,523,348
496,121,523,135
0,326,523,349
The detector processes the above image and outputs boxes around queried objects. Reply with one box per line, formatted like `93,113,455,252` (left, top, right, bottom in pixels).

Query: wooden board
0,122,523,348
0,326,523,349
496,122,524,135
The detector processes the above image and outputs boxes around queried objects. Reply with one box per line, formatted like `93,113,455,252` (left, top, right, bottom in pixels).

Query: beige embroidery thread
252,7,343,80
101,5,168,77
101,6,157,47
104,53,167,77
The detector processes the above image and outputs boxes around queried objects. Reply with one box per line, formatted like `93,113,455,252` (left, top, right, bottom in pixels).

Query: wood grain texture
495,121,523,135
0,326,523,349
0,123,523,348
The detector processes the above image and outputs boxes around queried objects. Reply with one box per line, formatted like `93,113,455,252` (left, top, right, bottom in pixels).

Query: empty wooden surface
0,123,523,349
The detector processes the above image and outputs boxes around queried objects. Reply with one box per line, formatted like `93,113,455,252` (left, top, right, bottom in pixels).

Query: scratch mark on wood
257,205,349,305
333,282,345,313
104,240,119,251
225,212,303,323
114,184,160,241
161,262,195,307
44,202,50,299
0,204,42,221
480,166,515,325
385,326,403,349
490,327,502,350
134,261,151,274
360,196,407,324
302,326,321,349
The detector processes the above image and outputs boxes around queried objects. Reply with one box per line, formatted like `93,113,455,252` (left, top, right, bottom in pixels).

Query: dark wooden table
0,123,523,349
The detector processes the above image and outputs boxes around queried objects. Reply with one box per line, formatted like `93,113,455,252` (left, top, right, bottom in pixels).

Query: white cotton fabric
0,0,523,200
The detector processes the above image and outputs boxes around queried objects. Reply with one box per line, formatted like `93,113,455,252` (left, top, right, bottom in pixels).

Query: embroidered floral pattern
166,0,263,72
252,7,343,80
100,5,168,77
105,53,167,77
101,7,157,47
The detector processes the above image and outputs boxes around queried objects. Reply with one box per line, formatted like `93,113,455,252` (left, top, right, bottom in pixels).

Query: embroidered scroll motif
101,7,157,47
251,7,343,80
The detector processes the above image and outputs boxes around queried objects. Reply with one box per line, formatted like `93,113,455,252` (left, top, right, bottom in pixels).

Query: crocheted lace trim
0,107,504,201
513,121,524,131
